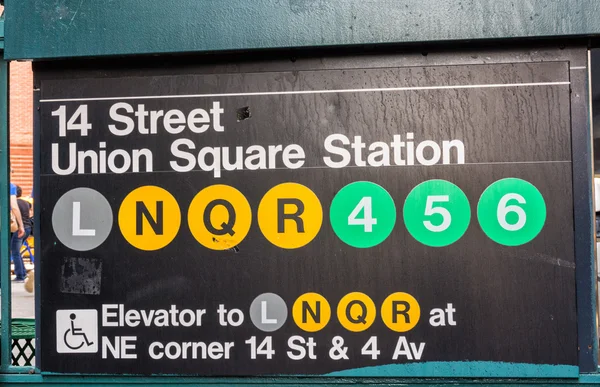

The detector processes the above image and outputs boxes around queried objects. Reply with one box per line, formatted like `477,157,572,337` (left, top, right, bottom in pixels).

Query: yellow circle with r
188,185,252,250
257,183,322,249
336,292,376,332
380,292,421,332
118,185,181,251
292,292,331,332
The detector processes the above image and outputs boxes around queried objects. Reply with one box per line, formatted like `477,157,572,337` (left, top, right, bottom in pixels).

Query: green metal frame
4,0,600,60
0,9,10,373
0,7,33,374
0,41,7,374
1,374,600,386
10,45,597,386
3,0,600,385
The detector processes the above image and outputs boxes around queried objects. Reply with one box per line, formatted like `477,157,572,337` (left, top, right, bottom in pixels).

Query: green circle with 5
403,179,471,247
477,178,546,246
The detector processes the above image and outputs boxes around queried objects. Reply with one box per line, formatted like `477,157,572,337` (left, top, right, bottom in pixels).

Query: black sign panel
37,57,578,376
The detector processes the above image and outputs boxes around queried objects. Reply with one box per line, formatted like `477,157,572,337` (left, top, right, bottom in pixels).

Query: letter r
277,198,305,233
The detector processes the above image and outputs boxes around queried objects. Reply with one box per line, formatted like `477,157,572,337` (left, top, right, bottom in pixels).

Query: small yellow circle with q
336,292,376,332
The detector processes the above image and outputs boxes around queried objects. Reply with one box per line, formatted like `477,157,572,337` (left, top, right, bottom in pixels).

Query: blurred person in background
11,185,30,282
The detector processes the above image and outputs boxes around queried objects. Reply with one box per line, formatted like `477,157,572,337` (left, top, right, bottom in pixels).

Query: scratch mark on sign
212,237,240,251
126,277,189,303
512,251,575,269
68,0,84,26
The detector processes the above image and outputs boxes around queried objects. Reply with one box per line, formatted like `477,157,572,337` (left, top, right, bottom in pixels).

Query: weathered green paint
0,59,10,373
0,7,31,374
325,362,579,378
0,374,599,387
5,0,600,60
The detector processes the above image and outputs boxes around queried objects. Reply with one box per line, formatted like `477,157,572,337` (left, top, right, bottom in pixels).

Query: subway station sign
38,59,577,376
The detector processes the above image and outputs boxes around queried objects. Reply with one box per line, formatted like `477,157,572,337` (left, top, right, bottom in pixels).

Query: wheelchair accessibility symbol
56,309,98,353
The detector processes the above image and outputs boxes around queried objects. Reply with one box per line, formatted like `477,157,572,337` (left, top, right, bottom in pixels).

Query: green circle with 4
403,180,471,247
330,181,396,248
477,178,546,246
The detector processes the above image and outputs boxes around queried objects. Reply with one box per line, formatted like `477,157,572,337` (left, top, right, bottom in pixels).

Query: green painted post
0,57,10,371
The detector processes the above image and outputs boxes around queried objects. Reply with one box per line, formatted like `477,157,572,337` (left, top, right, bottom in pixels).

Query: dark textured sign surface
37,58,577,376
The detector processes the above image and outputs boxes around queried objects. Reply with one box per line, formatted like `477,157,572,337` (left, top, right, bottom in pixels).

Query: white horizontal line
39,81,571,103
40,160,571,177
571,66,587,70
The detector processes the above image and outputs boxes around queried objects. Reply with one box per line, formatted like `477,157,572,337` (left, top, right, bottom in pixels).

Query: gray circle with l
52,187,113,251
249,293,288,332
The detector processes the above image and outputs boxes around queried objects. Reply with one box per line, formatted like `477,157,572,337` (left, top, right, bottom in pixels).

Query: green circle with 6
477,178,546,246
403,180,471,247
329,181,396,248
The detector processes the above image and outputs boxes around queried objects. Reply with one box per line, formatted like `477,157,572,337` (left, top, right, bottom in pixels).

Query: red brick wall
9,61,33,197
3,0,33,196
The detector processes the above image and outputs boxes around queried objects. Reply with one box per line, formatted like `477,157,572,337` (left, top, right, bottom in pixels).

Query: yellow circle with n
292,292,331,332
118,185,181,251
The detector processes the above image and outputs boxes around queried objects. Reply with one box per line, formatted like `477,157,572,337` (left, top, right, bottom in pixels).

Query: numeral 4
348,197,378,232
361,336,380,359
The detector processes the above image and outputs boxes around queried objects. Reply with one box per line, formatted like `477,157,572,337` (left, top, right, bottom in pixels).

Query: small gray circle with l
249,293,288,332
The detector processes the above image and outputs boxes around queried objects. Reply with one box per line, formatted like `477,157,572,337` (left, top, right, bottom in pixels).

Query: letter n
136,201,163,235
302,301,320,323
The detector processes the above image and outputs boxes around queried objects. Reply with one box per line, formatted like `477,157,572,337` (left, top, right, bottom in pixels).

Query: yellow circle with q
119,185,181,251
336,292,376,332
188,185,252,251
381,292,420,332
258,183,322,249
292,292,331,332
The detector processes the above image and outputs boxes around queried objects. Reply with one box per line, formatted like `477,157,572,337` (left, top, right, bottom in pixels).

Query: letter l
261,301,277,324
72,201,96,236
